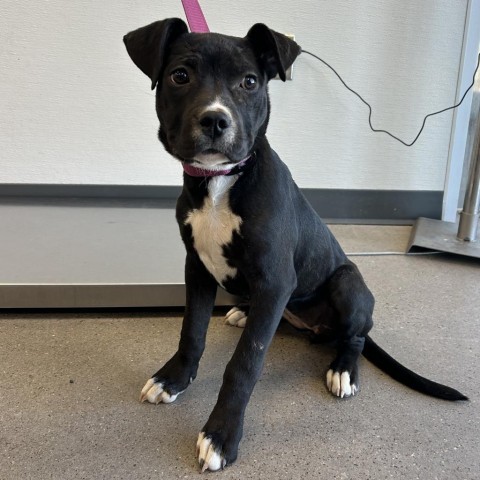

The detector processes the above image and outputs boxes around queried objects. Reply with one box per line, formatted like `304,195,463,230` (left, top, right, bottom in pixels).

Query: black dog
123,18,467,472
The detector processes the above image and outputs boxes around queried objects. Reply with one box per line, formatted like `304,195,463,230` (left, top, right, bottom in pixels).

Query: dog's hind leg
325,261,374,398
224,303,249,328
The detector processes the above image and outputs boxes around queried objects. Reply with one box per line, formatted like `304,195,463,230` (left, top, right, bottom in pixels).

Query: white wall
0,0,469,190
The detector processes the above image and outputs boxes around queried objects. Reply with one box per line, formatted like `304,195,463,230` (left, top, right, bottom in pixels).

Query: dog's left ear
246,24,301,81
123,18,188,90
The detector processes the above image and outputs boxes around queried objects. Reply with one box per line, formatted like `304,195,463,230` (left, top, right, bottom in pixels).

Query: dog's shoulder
229,147,308,229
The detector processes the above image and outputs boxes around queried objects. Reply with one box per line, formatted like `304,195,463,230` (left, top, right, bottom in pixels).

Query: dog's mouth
200,149,232,164
185,149,238,170
179,147,254,177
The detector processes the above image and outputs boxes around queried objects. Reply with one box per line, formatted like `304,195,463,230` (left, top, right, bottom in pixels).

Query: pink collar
182,156,252,177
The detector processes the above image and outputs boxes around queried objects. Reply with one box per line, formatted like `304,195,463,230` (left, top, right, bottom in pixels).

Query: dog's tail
362,335,468,401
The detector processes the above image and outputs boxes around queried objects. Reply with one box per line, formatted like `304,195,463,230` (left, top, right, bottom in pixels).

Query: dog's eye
170,68,190,85
241,75,257,90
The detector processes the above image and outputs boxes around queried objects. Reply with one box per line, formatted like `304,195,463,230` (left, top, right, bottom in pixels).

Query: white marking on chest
185,175,242,286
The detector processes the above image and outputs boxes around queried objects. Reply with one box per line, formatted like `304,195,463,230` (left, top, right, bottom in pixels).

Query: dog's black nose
199,111,231,139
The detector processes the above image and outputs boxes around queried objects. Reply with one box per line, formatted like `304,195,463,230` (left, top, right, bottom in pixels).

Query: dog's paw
139,378,182,404
326,369,358,398
224,306,248,328
196,432,227,472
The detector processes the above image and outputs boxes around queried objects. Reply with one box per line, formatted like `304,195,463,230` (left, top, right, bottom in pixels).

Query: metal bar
457,143,480,240
457,68,480,241
443,0,480,222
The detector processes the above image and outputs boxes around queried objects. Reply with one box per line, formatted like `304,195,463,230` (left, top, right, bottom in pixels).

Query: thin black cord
301,50,480,147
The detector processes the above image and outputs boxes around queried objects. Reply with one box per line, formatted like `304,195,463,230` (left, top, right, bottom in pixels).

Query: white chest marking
185,175,242,286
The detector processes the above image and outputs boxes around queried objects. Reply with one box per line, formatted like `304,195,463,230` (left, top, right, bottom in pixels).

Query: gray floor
1,226,479,479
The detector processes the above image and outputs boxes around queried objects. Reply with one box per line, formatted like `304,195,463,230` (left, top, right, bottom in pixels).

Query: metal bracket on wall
407,63,480,258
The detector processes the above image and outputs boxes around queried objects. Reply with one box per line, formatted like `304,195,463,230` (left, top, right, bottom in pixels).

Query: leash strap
181,0,210,33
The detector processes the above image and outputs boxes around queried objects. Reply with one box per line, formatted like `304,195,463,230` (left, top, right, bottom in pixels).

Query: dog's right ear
123,18,188,90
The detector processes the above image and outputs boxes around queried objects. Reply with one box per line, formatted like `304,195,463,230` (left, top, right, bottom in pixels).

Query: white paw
224,306,247,328
196,432,226,472
326,369,358,398
139,378,181,404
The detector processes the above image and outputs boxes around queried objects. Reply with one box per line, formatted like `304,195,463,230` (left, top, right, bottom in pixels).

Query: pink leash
181,0,210,33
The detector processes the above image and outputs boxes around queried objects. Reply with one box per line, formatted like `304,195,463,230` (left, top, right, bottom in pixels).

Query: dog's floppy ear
246,24,301,81
123,18,188,90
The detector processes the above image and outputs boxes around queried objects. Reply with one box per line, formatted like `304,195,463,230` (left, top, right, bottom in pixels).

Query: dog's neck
182,154,253,178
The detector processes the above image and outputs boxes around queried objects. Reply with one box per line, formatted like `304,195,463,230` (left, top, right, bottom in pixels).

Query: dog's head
124,18,301,171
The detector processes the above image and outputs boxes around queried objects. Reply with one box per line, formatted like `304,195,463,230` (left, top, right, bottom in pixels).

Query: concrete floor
0,226,479,479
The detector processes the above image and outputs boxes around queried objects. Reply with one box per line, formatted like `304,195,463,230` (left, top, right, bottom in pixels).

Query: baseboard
0,184,442,223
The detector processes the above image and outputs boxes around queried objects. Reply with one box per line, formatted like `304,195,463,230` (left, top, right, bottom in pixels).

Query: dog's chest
185,176,242,287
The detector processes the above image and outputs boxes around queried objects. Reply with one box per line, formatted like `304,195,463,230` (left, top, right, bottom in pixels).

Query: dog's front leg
140,252,217,404
196,281,295,472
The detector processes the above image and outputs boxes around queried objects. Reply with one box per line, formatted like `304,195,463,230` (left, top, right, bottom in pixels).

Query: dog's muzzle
191,104,237,159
